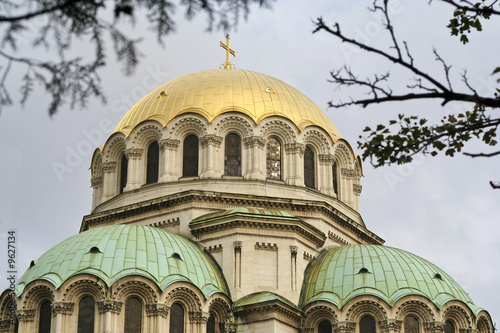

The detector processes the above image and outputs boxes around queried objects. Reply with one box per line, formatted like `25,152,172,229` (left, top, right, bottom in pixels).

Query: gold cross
220,35,236,69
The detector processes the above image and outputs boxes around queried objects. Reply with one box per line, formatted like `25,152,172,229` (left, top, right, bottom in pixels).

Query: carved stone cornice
319,154,334,164
97,299,123,314
328,231,351,245
159,138,180,150
124,148,143,160
0,319,14,330
91,176,103,188
333,321,356,333
285,142,305,156
255,242,278,250
200,134,223,148
102,161,117,173
146,303,169,318
243,136,266,149
51,301,74,316
353,184,362,196
189,310,209,323
16,309,35,322
379,319,402,333
341,168,356,179
424,321,445,333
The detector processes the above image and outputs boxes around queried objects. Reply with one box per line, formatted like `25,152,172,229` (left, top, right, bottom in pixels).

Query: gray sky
1,0,499,323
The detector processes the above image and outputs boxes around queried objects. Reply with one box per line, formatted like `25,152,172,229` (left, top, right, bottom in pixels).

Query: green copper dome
300,245,482,315
16,225,229,299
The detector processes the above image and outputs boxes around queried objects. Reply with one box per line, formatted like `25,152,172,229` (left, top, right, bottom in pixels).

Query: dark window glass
38,301,51,333
445,321,455,333
182,135,199,177
304,146,315,188
124,297,142,333
224,133,241,176
404,316,419,333
332,162,338,195
319,320,332,333
206,313,216,333
77,296,95,333
169,303,184,333
146,141,159,184
120,154,128,193
360,316,376,333
266,137,281,180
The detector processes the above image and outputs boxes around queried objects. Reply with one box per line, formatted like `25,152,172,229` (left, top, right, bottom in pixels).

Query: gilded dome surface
16,225,229,299
114,69,341,140
300,245,482,314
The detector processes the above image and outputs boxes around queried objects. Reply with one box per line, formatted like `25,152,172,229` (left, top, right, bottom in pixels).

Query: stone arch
0,289,16,321
207,297,231,332
130,121,163,148
61,277,106,303
333,141,354,170
213,114,254,138
90,149,104,178
344,298,388,322
302,128,331,155
164,286,202,313
259,117,298,145
103,134,127,163
442,304,472,329
112,278,159,305
395,299,436,324
168,115,208,139
476,312,493,333
22,284,54,310
303,303,338,330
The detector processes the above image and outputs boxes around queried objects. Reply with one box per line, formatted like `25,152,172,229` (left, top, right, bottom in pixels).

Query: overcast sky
1,0,499,324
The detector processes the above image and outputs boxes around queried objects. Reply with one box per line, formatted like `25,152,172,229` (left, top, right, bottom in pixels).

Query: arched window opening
332,161,338,195
224,133,241,176
445,321,455,333
169,303,184,333
183,135,199,177
318,320,332,333
120,153,128,193
360,316,376,333
304,146,315,188
38,301,51,333
266,137,281,180
124,297,142,333
146,141,159,184
404,316,419,333
77,296,95,333
206,313,216,333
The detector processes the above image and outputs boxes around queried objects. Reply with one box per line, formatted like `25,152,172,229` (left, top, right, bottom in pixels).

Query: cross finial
220,35,236,69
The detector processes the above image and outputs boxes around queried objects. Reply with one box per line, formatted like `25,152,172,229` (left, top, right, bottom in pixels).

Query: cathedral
0,37,493,333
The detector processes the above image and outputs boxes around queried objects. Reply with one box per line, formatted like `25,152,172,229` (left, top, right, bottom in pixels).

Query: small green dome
16,225,229,299
300,245,482,314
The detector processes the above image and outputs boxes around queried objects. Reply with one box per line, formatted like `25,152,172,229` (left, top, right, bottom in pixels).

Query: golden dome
114,69,340,139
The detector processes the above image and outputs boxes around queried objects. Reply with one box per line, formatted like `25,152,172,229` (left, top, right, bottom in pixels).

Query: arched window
77,296,95,333
38,301,51,333
124,297,142,333
169,303,184,333
332,161,338,195
304,146,315,188
445,321,455,333
318,320,332,333
360,316,376,333
206,313,216,333
182,135,199,177
224,133,241,176
146,141,159,184
120,153,128,193
266,137,281,180
404,316,419,333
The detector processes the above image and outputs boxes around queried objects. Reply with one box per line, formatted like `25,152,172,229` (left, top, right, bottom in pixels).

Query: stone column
159,139,180,182
290,246,298,291
333,321,356,333
379,319,402,333
319,154,335,195
341,168,356,208
98,299,123,333
189,311,209,333
91,176,103,209
16,309,34,333
285,143,305,186
101,162,117,202
51,301,74,333
146,303,169,333
124,148,144,191
200,135,223,178
243,136,266,180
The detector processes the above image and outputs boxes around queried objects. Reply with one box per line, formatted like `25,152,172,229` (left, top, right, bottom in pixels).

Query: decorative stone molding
345,300,387,322
213,115,254,138
333,321,356,333
131,124,162,146
260,119,297,143
170,116,207,138
233,241,242,252
200,134,223,148
424,321,445,333
328,231,350,245
189,310,209,323
97,299,123,314
353,184,362,196
104,135,126,161
166,287,202,311
159,138,180,150
303,129,331,155
124,148,144,160
90,176,103,188
63,279,106,303
23,285,54,309
0,319,13,330
148,217,180,228
395,300,435,322
112,280,158,304
146,303,169,318
243,136,266,149
285,142,305,156
207,244,223,252
319,154,335,164
379,319,402,333
341,168,357,180
102,161,117,173
51,301,75,316
303,252,313,261
290,245,298,257
255,242,278,250
16,309,35,322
